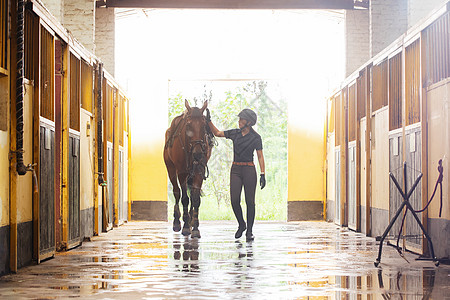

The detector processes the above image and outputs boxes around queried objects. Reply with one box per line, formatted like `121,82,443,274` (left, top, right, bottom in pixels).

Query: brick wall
370,0,408,57
408,0,446,27
40,0,64,23
63,0,96,53
95,7,115,76
345,9,370,77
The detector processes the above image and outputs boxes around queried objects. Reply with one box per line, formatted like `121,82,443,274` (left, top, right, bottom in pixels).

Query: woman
207,108,266,241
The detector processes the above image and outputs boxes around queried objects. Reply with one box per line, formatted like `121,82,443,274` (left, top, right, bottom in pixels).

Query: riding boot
235,223,246,239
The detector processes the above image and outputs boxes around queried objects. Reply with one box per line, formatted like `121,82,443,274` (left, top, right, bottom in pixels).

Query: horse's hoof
182,227,191,236
173,220,181,232
191,229,201,239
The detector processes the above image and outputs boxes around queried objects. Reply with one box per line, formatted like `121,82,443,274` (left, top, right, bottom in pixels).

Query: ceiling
97,0,369,10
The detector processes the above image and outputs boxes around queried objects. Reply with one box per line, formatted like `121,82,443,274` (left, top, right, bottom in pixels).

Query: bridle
182,111,210,181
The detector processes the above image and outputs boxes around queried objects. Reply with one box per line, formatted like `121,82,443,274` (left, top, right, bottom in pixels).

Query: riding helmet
238,109,257,126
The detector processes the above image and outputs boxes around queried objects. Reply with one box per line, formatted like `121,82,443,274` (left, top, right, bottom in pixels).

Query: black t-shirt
224,128,263,163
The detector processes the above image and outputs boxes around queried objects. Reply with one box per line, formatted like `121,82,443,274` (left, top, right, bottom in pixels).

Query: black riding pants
230,164,257,233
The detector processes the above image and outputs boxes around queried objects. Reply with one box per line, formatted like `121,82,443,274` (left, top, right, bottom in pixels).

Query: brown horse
164,100,212,238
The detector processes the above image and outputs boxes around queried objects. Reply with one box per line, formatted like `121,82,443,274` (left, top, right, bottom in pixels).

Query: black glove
206,108,211,122
260,174,266,189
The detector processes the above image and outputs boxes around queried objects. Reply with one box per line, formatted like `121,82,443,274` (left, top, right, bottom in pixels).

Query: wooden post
356,81,362,232
61,43,69,249
419,31,429,255
113,89,119,226
93,64,99,235
9,0,18,273
341,86,348,227
365,64,372,236
127,98,132,221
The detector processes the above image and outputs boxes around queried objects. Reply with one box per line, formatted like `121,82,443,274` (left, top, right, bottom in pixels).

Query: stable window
405,40,421,125
24,10,38,81
372,59,388,112
0,0,7,73
70,53,80,131
328,97,335,133
389,52,402,131
81,60,93,113
124,97,128,134
40,26,54,121
105,83,114,143
348,83,356,142
119,94,124,146
335,93,342,146
424,12,450,86
357,70,366,120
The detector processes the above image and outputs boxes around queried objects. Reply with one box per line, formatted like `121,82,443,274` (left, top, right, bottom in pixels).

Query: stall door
404,127,422,250
335,148,341,225
119,150,125,223
107,143,114,227
348,142,357,230
38,25,56,261
68,135,81,247
389,133,403,239
39,125,55,260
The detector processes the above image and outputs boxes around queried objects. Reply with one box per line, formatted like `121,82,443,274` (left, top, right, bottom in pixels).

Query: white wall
370,0,408,57
95,7,115,76
345,9,370,76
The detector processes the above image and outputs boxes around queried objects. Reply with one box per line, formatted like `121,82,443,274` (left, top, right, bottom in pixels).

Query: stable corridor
0,221,448,299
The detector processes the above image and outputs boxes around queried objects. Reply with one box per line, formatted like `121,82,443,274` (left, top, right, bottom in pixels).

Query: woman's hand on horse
206,108,211,122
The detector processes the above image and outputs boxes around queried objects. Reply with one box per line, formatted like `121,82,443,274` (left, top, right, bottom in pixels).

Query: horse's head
185,99,209,162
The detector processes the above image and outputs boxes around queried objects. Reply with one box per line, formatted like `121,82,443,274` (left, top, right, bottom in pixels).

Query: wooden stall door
405,127,423,250
68,134,81,247
107,143,114,227
119,150,125,223
335,148,341,225
38,25,56,261
39,125,55,259
348,142,357,230
389,132,403,237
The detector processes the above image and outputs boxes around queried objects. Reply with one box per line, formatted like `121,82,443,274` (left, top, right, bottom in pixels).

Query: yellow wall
0,77,8,227
371,108,389,210
427,79,450,220
131,141,167,202
16,82,34,223
80,110,94,211
288,127,325,202
129,78,168,203
326,133,336,202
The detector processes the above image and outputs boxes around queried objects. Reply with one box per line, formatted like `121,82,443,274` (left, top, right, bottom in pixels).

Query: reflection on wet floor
0,221,448,299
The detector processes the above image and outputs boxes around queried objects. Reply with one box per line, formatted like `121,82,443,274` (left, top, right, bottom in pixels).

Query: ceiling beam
97,0,364,10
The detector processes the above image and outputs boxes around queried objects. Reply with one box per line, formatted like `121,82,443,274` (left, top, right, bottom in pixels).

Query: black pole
97,63,104,184
15,0,27,175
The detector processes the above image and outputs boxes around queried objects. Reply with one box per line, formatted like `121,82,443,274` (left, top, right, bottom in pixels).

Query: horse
164,100,212,238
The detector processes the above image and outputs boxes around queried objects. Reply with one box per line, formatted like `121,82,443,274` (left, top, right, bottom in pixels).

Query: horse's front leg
180,178,191,236
190,188,201,238
168,169,181,232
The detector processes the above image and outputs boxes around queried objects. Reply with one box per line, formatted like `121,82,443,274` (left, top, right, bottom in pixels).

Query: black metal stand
374,162,439,267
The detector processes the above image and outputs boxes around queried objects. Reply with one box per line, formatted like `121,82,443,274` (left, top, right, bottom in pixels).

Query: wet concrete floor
0,221,449,299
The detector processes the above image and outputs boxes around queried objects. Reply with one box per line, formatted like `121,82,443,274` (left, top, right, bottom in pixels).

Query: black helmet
238,109,257,126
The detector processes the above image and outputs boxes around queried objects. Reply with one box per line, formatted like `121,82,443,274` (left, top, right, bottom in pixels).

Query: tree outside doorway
167,80,288,221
